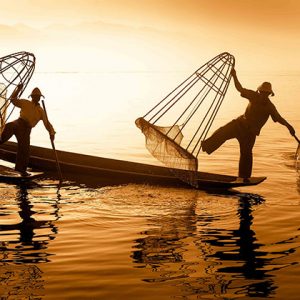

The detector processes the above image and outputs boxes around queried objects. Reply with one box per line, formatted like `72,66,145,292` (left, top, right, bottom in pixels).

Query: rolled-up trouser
0,118,32,173
202,119,256,178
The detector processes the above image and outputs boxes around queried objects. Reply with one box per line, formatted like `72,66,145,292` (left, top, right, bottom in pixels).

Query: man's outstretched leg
202,120,238,154
0,122,15,144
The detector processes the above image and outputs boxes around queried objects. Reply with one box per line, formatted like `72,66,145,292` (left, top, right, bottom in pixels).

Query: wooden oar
41,99,63,184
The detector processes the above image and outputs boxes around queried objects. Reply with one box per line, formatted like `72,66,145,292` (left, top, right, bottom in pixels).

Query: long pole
41,99,63,184
294,135,300,144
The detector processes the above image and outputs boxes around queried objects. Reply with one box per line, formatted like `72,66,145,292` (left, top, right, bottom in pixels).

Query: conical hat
257,82,274,96
29,87,44,98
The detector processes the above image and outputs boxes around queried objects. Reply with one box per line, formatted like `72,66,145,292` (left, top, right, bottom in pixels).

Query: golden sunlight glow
0,0,299,72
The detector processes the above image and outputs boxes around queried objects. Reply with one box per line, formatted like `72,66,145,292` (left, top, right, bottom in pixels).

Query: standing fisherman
202,68,296,182
0,84,55,175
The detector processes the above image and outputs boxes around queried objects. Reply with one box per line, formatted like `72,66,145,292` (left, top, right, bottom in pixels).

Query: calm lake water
0,71,300,299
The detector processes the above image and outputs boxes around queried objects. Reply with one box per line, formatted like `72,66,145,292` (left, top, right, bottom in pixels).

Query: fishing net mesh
136,117,198,186
0,83,7,134
136,52,235,187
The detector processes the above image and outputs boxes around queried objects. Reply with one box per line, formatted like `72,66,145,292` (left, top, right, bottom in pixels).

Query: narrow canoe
0,165,43,182
0,141,266,188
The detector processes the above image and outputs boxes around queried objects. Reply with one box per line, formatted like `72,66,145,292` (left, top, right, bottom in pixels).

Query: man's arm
270,105,295,136
41,110,56,141
231,68,243,92
10,84,23,107
277,116,295,136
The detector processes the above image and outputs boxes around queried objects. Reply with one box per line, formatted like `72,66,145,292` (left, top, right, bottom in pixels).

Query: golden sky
0,0,299,72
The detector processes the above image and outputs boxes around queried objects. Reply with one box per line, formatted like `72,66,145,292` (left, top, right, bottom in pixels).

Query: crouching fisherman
0,84,55,176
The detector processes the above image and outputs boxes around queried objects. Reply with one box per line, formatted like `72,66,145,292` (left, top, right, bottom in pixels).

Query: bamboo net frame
136,52,235,187
0,51,36,133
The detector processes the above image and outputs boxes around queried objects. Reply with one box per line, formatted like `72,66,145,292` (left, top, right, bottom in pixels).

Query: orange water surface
0,72,300,299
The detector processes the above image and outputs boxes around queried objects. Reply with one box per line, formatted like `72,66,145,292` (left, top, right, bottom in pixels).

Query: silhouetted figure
202,68,296,182
0,84,55,175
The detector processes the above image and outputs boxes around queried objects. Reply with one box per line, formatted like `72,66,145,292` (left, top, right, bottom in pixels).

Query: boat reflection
131,191,296,298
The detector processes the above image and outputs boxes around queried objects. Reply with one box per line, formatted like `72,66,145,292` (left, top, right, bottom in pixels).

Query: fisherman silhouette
0,84,55,175
202,68,296,182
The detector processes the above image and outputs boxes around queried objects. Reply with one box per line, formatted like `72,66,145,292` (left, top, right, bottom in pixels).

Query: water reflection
284,152,300,195
296,166,300,194
132,195,198,274
205,193,276,298
0,183,60,298
0,184,60,263
132,192,297,298
0,263,44,299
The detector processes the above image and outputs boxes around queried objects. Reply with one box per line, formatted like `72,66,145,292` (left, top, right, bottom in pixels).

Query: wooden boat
0,165,43,183
0,141,266,189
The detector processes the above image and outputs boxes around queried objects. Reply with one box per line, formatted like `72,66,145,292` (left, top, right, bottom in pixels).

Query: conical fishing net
0,51,36,132
0,83,7,134
136,52,235,187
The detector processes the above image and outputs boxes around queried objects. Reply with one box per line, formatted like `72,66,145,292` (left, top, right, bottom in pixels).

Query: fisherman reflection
131,192,283,298
207,194,277,297
0,184,60,299
0,184,59,263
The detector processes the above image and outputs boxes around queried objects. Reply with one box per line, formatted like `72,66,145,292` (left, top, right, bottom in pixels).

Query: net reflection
131,192,297,298
132,199,198,275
